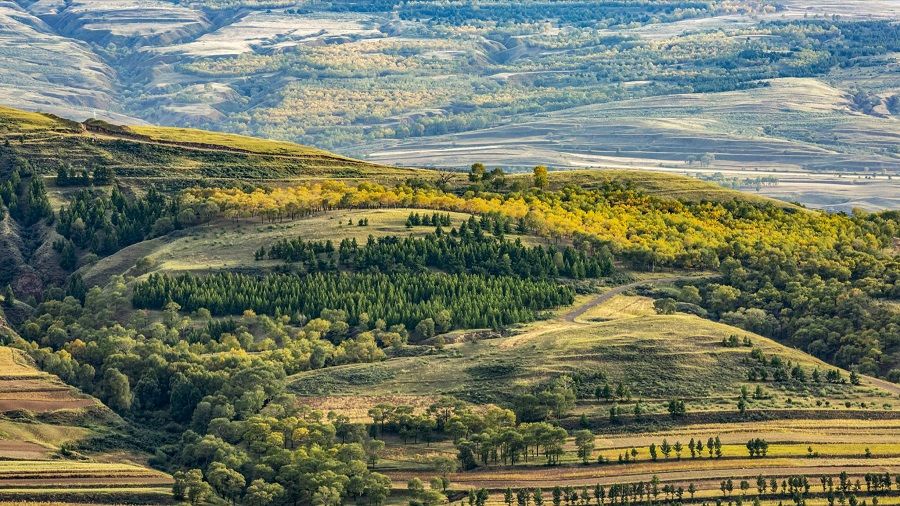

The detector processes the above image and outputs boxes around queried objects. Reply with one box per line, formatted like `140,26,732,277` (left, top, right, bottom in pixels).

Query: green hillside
0,318,173,504
289,290,897,424
0,106,420,185
0,105,896,506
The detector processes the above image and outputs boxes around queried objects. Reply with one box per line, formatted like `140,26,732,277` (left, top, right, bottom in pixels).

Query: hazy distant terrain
0,0,898,209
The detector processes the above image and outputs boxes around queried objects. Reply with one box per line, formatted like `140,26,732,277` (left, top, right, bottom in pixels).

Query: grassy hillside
289,288,897,420
289,287,900,497
0,105,420,185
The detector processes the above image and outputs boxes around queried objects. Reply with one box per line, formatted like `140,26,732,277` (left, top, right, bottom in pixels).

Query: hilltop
0,106,420,186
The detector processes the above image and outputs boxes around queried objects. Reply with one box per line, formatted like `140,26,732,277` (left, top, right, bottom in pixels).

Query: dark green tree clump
56,188,173,256
133,271,574,332
262,217,612,279
1,165,53,226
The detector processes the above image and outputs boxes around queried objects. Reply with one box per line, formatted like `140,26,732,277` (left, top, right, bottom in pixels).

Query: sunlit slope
289,293,897,422
0,105,418,183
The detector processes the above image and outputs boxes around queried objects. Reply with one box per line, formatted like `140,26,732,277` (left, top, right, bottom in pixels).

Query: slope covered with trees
259,214,613,279
185,177,899,377
0,107,897,505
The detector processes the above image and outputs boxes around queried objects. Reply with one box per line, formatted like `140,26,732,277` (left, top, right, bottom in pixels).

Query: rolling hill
287,286,900,497
289,286,898,421
2,0,899,214
0,105,420,186
0,105,896,505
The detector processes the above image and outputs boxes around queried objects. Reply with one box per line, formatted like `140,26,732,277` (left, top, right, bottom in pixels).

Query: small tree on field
574,430,595,464
533,165,549,189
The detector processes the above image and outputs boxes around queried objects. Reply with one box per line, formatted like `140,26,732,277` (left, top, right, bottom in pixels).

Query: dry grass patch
577,295,657,321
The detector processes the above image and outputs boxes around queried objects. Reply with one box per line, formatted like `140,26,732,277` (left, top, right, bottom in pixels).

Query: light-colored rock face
27,0,210,45
0,2,117,115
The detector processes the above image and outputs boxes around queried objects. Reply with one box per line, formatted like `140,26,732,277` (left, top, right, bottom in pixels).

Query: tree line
132,271,575,334
55,165,114,186
261,218,612,279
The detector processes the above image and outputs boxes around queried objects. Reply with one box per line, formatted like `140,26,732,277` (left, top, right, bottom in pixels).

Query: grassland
127,124,339,158
0,106,420,185
289,282,897,413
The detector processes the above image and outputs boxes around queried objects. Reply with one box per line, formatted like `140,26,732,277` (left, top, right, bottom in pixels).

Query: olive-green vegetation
260,214,613,278
0,105,417,185
0,108,897,506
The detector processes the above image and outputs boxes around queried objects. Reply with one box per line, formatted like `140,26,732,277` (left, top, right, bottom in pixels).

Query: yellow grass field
128,124,337,158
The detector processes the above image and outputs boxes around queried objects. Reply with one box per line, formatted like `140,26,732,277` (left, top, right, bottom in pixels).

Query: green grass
128,124,337,158
0,105,419,185
0,106,78,133
289,293,896,419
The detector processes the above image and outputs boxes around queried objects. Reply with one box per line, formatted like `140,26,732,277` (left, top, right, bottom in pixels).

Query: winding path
563,274,712,323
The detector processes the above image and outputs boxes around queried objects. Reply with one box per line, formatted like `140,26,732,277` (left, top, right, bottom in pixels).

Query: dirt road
563,275,711,323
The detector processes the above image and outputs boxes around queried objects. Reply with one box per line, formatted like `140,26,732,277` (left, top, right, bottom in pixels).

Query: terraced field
379,419,900,498
0,461,172,505
0,348,96,414
0,346,173,505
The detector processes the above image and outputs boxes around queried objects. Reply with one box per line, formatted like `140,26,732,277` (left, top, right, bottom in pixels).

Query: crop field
359,78,900,173
0,349,95,414
0,461,172,505
380,418,900,494
360,78,900,210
